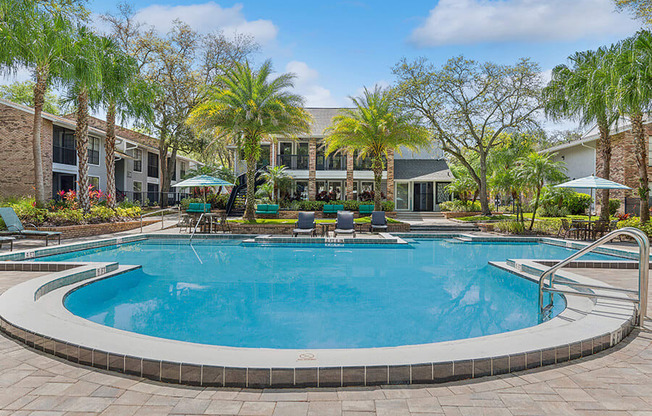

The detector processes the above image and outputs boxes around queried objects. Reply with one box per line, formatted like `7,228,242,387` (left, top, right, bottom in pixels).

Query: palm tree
188,60,311,221
612,31,652,223
543,47,619,222
97,37,153,208
63,27,102,213
324,87,431,211
0,1,75,206
515,152,567,230
262,165,292,203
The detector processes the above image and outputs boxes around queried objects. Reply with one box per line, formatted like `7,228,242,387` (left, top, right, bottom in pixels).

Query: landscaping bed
40,219,159,239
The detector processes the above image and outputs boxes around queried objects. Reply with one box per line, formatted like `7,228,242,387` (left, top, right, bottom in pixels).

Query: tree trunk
597,123,611,222
244,151,257,221
160,147,177,208
105,103,117,209
632,113,649,223
372,154,383,211
478,154,491,215
529,185,542,230
158,139,169,208
32,67,48,207
75,89,90,214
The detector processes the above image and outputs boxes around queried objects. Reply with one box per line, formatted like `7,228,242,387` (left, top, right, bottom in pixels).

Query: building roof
305,108,348,137
394,159,452,181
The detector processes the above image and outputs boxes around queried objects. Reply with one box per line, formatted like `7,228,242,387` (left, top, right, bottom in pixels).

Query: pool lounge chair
0,236,14,251
293,212,316,237
0,207,61,246
334,211,356,238
370,211,388,232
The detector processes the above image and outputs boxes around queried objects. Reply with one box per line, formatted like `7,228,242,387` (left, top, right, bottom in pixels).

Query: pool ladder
538,227,649,326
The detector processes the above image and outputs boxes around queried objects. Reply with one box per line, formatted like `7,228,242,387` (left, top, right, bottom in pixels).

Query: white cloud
133,2,278,44
285,61,339,107
354,80,390,98
410,0,639,47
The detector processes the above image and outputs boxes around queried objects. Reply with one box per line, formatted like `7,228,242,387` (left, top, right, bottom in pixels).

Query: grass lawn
456,214,511,222
230,217,401,224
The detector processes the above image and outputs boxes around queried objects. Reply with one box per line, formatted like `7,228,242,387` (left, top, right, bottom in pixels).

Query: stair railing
538,227,649,326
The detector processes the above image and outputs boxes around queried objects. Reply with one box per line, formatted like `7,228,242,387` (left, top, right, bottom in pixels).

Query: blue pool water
45,239,619,349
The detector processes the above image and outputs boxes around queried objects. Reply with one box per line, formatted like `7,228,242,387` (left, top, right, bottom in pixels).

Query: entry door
413,182,434,212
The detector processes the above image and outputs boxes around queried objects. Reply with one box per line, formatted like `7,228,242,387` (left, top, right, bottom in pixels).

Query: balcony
277,154,309,170
53,146,76,165
317,155,347,171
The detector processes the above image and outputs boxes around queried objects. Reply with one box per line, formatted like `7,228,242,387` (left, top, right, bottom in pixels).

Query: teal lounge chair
0,236,14,251
323,204,344,216
255,204,279,216
0,207,61,246
358,204,374,215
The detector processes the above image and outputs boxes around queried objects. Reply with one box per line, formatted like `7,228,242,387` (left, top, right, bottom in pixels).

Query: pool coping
0,233,640,388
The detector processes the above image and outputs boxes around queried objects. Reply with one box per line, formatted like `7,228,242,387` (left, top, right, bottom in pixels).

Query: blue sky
3,0,643,130
82,0,641,113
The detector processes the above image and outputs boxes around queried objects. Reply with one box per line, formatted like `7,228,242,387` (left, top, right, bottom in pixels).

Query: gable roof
394,159,452,181
305,108,348,137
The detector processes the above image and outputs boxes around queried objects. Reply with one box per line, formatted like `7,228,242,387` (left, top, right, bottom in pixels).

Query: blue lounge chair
370,211,388,232
334,211,356,238
293,212,316,237
0,207,61,246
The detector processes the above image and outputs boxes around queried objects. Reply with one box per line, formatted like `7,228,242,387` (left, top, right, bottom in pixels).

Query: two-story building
0,98,201,204
230,108,453,212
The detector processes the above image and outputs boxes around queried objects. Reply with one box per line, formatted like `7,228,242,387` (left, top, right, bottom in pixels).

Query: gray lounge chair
293,212,316,237
334,211,356,238
0,236,14,251
370,211,388,232
0,207,61,246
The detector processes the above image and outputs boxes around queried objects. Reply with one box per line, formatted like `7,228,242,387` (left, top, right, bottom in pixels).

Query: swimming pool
44,238,618,349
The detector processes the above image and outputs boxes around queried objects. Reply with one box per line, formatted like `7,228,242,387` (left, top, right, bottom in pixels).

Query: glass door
413,182,433,211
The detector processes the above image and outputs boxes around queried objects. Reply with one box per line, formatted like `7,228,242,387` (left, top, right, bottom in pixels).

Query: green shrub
439,200,482,212
531,218,561,234
207,193,229,210
495,220,525,234
47,209,86,226
180,197,204,210
564,193,592,215
114,207,141,219
536,205,569,218
609,199,621,216
288,199,394,212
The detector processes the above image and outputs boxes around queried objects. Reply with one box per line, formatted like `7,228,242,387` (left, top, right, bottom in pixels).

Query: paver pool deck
1,226,652,415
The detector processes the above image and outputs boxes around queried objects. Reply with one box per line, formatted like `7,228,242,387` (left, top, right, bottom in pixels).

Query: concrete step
396,212,445,219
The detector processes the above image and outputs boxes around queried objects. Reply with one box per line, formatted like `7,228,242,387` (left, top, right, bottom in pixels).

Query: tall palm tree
515,152,567,230
544,47,619,222
63,27,102,213
612,31,652,223
97,37,153,208
188,60,311,221
324,87,431,211
0,0,75,206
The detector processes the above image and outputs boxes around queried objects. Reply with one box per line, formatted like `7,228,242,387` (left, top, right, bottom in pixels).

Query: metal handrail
139,206,181,233
190,212,205,242
538,227,649,325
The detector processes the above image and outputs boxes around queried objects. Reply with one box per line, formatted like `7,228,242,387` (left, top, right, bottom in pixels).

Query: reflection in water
54,239,614,349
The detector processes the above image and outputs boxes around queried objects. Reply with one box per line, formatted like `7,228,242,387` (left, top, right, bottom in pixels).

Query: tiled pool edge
0,232,640,388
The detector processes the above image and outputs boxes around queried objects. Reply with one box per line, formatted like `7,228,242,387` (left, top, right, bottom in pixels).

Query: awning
115,150,135,160
394,159,452,181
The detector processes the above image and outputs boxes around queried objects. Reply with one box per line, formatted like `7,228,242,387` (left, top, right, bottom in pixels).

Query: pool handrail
538,227,649,326
139,206,181,233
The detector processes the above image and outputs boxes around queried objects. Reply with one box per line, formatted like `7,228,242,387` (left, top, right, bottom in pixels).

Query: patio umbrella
172,175,235,206
554,175,631,221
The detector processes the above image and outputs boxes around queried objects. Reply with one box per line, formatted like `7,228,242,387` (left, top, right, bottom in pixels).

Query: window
147,183,159,204
89,176,100,191
396,183,409,210
133,149,142,172
133,181,142,202
294,181,308,200
52,126,76,165
180,161,186,178
147,152,159,178
88,137,100,165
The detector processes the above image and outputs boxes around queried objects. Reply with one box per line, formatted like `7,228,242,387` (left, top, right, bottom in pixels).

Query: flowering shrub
1,195,141,228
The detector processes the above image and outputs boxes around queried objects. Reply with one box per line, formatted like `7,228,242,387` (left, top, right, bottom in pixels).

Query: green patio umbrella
554,175,631,221
172,175,235,206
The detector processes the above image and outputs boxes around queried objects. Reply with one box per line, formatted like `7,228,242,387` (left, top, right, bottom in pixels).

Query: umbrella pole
590,189,593,222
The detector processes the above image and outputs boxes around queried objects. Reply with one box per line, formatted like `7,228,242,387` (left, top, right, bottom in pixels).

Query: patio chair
293,212,316,237
557,218,580,239
0,207,61,246
369,211,388,233
592,220,609,240
177,214,193,233
0,236,14,251
334,211,356,238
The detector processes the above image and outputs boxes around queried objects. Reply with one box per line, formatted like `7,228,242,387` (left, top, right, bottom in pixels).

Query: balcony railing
53,146,76,165
317,155,347,171
277,154,309,170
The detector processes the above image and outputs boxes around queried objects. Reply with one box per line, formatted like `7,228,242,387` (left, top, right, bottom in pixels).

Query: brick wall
40,219,159,239
386,149,395,202
346,151,354,200
308,138,316,200
0,103,53,198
